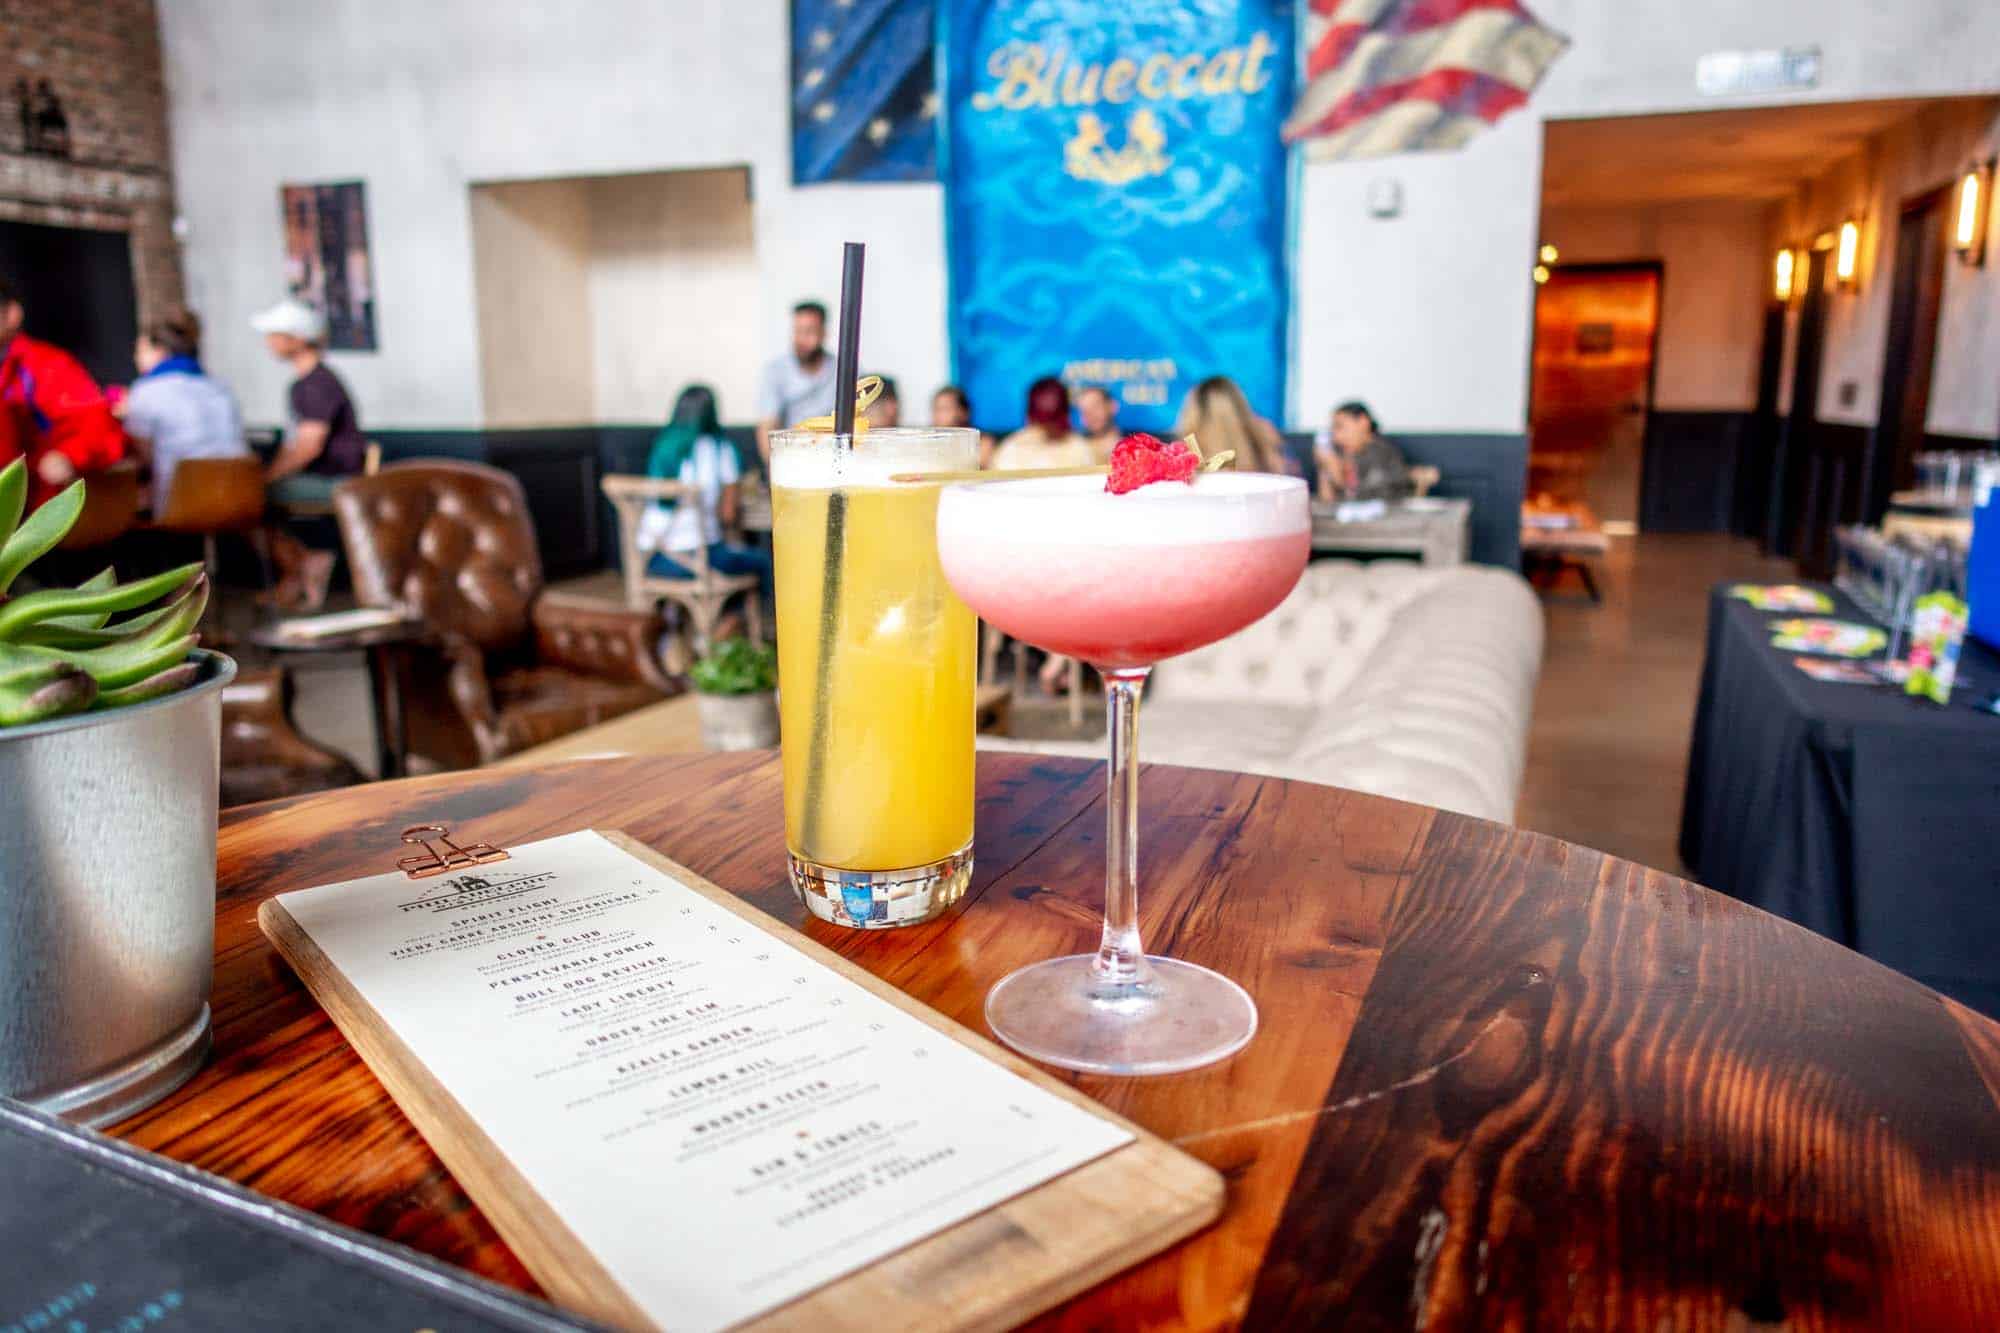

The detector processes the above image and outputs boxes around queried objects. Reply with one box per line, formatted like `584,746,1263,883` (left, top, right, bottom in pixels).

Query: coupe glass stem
1093,667,1151,988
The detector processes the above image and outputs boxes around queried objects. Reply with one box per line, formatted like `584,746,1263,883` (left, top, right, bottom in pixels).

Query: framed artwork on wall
280,181,377,351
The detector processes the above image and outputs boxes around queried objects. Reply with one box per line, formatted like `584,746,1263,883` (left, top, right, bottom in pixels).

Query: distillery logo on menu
394,869,558,914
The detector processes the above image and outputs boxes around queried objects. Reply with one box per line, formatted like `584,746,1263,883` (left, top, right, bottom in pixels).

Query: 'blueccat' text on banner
942,0,1294,433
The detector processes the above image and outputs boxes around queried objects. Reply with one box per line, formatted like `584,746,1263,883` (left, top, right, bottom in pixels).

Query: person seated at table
1316,400,1412,503
991,377,1095,472
1175,375,1293,475
115,308,248,513
252,297,367,608
635,384,771,601
990,377,1095,696
1076,384,1122,464
0,272,126,510
931,384,971,430
933,383,999,467
864,373,900,428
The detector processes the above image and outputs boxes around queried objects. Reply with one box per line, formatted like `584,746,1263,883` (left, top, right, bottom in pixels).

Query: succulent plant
0,457,208,727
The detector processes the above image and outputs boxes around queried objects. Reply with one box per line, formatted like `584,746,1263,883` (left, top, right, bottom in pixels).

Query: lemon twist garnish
1182,433,1234,473
793,375,885,434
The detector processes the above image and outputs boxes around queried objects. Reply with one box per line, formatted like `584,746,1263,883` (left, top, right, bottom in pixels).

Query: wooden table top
116,753,2000,1329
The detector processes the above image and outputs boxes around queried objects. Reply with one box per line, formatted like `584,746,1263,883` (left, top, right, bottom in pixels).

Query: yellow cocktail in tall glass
770,427,978,928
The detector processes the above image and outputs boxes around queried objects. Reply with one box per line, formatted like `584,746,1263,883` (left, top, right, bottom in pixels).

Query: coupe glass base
984,954,1258,1075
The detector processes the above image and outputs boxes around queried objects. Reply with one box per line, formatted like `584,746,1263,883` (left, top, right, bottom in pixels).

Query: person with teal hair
635,384,771,598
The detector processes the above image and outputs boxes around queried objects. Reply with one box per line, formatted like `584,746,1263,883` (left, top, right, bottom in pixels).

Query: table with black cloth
1681,582,2000,1017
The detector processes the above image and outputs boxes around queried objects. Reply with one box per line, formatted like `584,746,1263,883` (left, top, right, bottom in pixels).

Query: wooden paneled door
1528,264,1662,527
1872,187,1951,523
1734,303,1786,539
1767,249,1829,558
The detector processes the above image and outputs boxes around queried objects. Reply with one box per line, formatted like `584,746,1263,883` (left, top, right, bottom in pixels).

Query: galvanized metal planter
0,650,235,1127
695,690,780,751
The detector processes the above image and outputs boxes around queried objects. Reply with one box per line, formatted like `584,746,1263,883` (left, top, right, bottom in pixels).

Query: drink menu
273,831,1131,1333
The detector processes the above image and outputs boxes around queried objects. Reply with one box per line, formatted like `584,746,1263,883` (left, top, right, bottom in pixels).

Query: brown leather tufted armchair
332,461,675,768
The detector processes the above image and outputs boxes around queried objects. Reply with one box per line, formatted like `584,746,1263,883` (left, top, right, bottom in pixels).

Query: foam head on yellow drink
770,428,978,875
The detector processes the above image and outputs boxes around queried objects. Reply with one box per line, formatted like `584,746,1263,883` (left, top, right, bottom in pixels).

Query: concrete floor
1512,531,1794,877
283,532,1797,881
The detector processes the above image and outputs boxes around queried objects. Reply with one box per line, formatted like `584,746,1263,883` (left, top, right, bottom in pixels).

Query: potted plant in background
0,458,234,1126
689,636,779,751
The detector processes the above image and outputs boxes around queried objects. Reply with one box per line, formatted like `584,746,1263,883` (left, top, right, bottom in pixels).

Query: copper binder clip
397,824,510,880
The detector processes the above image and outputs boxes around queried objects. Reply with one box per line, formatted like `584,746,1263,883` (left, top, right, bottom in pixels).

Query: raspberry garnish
1106,433,1201,494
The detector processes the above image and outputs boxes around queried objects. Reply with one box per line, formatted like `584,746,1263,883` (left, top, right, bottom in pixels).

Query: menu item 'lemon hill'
771,428,979,927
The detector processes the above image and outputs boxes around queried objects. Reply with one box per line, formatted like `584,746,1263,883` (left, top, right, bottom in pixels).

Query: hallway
1514,532,1797,877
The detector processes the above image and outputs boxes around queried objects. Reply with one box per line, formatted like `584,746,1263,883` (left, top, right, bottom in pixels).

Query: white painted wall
157,0,2000,434
158,0,945,430
1292,114,1540,435
1540,200,1772,412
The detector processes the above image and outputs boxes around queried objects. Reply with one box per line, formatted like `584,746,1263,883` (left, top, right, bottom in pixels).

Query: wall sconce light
1835,218,1860,289
1532,263,1551,285
1538,243,1559,265
1774,248,1796,301
1954,160,1992,267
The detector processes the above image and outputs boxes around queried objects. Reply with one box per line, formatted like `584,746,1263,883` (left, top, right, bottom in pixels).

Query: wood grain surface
113,753,2000,1331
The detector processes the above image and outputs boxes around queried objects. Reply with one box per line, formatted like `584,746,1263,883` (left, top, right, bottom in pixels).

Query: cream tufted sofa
981,560,1543,823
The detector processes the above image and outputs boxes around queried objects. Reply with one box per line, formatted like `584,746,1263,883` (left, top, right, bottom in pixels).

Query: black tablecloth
1681,584,2000,1017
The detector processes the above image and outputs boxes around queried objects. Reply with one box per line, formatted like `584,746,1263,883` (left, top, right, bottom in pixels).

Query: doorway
0,218,139,385
1528,263,1661,526
1872,187,1950,521
469,165,758,427
1735,301,1787,538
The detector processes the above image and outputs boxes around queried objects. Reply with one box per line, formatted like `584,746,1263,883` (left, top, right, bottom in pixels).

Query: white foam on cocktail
769,430,977,489
939,472,1305,548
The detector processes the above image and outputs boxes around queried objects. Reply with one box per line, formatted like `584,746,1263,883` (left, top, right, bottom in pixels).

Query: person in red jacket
0,274,127,508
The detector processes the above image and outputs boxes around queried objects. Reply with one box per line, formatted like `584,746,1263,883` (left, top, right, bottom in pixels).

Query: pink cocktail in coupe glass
937,470,1310,1074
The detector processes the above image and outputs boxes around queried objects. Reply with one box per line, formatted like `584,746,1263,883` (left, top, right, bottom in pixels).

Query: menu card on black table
266,831,1133,1333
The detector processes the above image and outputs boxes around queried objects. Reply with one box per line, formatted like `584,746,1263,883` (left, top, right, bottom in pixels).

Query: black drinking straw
802,243,864,858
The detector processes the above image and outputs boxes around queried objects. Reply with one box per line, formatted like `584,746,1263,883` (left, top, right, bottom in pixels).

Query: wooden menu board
259,829,1223,1332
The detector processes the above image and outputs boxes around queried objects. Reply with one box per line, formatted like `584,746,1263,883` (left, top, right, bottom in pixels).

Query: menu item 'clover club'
0,457,207,727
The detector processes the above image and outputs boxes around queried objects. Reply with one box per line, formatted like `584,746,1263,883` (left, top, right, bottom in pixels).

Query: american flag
1282,0,1568,161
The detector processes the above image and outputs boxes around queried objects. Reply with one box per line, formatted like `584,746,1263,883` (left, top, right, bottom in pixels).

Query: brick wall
0,0,182,320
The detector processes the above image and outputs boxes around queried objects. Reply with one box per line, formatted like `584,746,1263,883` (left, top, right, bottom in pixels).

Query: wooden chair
600,474,763,651
145,456,271,628
56,461,143,550
980,622,1084,731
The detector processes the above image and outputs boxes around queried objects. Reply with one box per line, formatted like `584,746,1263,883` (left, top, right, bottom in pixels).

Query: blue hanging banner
942,0,1294,434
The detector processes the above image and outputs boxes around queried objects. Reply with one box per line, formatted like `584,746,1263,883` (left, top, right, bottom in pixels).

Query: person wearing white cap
250,296,366,608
